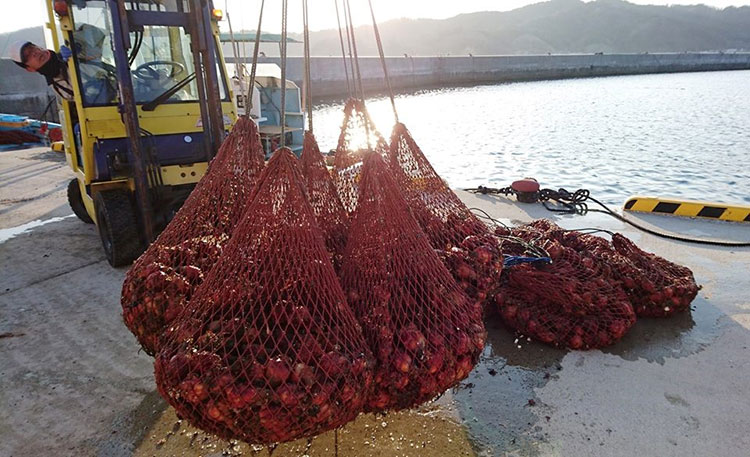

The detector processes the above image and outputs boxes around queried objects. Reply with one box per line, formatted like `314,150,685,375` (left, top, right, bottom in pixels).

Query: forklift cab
48,0,237,266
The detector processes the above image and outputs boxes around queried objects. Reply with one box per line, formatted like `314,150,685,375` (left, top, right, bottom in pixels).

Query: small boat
0,113,62,150
229,64,305,157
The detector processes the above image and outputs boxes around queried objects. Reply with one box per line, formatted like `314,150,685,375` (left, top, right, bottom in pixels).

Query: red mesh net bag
340,152,485,412
388,122,502,304
435,233,503,309
608,234,699,317
494,221,636,349
300,131,349,272
121,117,265,355
333,98,389,213
154,148,374,445
501,220,700,317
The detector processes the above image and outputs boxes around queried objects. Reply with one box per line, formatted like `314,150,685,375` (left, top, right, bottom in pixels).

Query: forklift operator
10,40,75,101
10,24,114,105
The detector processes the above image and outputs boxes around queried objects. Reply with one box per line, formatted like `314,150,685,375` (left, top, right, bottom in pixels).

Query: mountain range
3,0,749,59
302,0,750,56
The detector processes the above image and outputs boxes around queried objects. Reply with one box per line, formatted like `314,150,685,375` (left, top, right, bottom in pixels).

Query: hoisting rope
224,0,243,92
467,185,750,247
339,0,357,98
245,0,265,116
366,0,399,124
279,0,289,147
240,40,248,74
335,0,373,151
333,0,352,97
343,0,366,102
302,0,313,132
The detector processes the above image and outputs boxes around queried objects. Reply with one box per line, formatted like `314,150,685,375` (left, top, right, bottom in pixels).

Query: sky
1,0,748,36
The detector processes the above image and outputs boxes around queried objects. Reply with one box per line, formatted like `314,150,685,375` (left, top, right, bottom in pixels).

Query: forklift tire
94,189,144,267
67,179,94,224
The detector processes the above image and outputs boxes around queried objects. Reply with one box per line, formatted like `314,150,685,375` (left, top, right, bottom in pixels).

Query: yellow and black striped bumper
624,196,750,223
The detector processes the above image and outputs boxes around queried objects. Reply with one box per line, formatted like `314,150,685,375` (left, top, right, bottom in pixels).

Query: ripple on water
314,70,750,206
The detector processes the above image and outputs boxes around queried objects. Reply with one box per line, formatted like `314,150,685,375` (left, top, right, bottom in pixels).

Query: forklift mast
107,0,225,242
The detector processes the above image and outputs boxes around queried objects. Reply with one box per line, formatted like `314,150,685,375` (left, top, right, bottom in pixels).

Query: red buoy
511,178,540,203
511,178,540,193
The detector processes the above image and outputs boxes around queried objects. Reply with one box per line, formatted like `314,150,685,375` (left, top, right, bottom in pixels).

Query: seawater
312,70,750,206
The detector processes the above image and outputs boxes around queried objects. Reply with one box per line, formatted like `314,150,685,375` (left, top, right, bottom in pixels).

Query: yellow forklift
47,0,237,266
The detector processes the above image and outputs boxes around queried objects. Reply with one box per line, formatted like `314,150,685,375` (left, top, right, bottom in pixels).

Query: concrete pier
1,145,750,456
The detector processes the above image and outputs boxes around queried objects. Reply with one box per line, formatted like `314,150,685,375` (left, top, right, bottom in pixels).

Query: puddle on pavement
134,399,475,457
603,297,724,364
452,314,566,456
452,296,723,456
0,215,74,243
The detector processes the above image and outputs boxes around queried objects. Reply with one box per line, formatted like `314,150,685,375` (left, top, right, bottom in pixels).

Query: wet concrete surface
2,147,750,456
456,191,750,457
451,295,728,457
0,146,71,227
603,296,725,364
454,315,565,457
133,399,476,457
1,147,154,457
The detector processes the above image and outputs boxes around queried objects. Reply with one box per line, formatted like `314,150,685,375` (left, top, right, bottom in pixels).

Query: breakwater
238,52,750,98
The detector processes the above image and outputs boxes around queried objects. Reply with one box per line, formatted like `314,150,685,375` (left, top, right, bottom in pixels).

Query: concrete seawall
0,59,59,122
238,52,750,98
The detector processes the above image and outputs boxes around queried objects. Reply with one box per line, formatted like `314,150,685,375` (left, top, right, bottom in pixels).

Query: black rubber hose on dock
466,186,750,247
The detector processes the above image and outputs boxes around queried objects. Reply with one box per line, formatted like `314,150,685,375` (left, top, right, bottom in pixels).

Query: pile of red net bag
555,229,700,317
340,152,485,412
333,98,389,213
299,131,349,272
494,220,636,349
508,220,700,318
121,117,265,355
154,148,374,444
388,122,502,306
0,129,41,144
